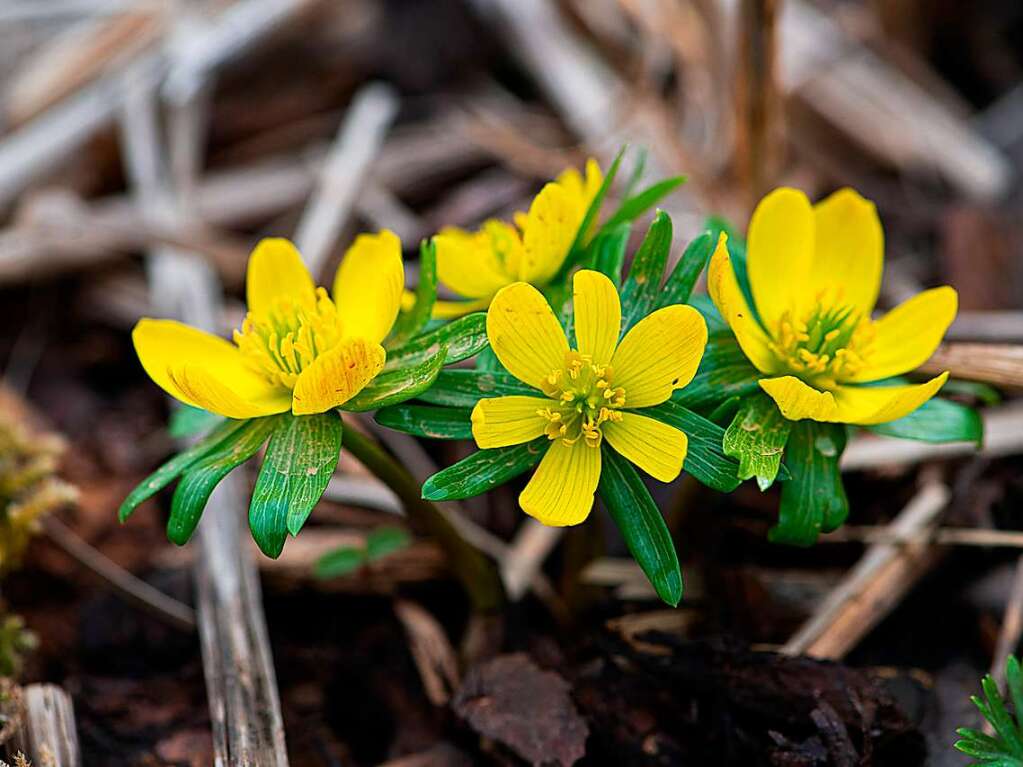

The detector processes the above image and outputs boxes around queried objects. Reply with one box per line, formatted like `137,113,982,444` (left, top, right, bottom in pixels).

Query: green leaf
598,445,682,607
658,231,714,308
641,401,741,492
569,147,624,259
868,397,983,444
375,404,473,440
168,405,222,439
723,394,792,490
344,347,447,412
417,369,537,408
941,379,1001,406
622,147,648,198
474,344,502,373
421,437,548,501
390,238,437,343
584,223,630,287
167,417,278,546
773,421,848,546
603,176,685,232
620,211,672,334
314,547,366,579
119,418,252,523
365,526,412,561
673,336,762,411
248,412,343,559
384,312,487,371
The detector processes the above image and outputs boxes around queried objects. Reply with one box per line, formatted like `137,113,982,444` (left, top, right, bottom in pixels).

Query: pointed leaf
167,416,278,545
421,437,548,501
390,238,437,344
568,147,624,259
119,418,251,523
344,347,447,412
773,421,849,546
384,312,487,371
658,231,714,308
315,547,366,579
248,411,343,559
375,404,473,440
583,223,630,287
641,401,741,492
868,397,983,444
620,211,672,334
168,405,223,439
599,444,682,606
365,526,412,561
723,394,791,490
417,369,538,408
603,176,685,232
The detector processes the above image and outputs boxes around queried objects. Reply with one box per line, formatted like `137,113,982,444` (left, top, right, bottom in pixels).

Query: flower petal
707,233,777,373
747,187,815,332
133,318,291,418
291,337,386,415
519,440,600,526
603,412,687,482
487,282,569,389
247,238,316,314
611,304,707,408
432,297,491,319
471,396,550,449
809,188,883,318
759,375,838,422
333,230,405,345
519,182,581,285
849,286,958,383
434,224,512,299
832,372,949,425
573,269,621,366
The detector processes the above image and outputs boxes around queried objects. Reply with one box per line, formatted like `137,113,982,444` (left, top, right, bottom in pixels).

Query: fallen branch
6,684,80,767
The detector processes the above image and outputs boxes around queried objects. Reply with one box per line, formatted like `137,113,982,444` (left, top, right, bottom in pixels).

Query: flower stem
341,425,505,612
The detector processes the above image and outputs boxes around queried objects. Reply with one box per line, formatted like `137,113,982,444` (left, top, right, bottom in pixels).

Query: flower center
234,287,344,388
769,295,874,386
538,351,626,448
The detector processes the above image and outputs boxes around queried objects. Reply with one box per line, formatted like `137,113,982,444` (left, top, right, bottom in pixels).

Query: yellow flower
132,232,404,418
472,269,707,526
427,159,603,318
709,187,958,425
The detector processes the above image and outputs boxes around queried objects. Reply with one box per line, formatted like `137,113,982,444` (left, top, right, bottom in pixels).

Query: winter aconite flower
427,160,603,317
471,269,707,525
709,187,957,425
133,233,404,417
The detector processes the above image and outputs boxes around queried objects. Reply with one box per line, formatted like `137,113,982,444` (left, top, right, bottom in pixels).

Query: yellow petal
583,158,603,202
133,318,291,418
707,233,777,373
432,297,492,319
291,337,386,415
519,182,581,284
519,440,600,526
434,225,512,299
849,286,958,383
759,376,837,421
747,187,815,332
487,282,569,389
333,230,405,345
810,188,883,318
471,396,549,448
611,304,707,408
246,238,316,314
573,269,621,366
603,412,687,482
832,372,949,425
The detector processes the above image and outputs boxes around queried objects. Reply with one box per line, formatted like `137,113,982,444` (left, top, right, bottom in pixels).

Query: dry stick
947,311,1023,343
781,478,950,659
7,685,81,767
119,74,289,767
294,82,399,279
919,342,1023,389
42,517,195,632
501,520,564,603
841,400,1023,471
825,526,1023,550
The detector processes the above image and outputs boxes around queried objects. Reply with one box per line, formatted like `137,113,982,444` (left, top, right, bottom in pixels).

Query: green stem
341,426,504,612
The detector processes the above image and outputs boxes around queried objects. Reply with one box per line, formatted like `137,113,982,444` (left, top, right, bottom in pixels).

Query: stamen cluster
769,294,873,385
538,351,625,448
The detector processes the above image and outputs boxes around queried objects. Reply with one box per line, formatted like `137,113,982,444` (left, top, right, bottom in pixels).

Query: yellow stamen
537,350,625,448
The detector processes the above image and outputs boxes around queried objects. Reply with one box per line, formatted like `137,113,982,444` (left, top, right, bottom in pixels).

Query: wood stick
119,69,289,767
841,401,1023,471
824,525,1023,550
294,82,399,279
781,479,949,659
501,520,564,603
920,342,1023,389
7,684,81,767
947,311,1023,343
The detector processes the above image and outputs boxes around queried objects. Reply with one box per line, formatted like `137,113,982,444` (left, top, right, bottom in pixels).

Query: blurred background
1,0,1023,765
